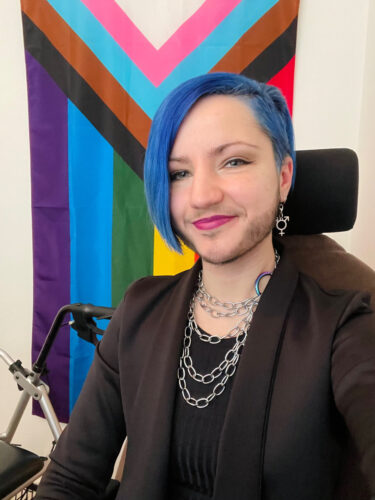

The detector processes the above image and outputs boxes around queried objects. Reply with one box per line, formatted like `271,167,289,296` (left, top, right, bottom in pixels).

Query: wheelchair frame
0,303,115,499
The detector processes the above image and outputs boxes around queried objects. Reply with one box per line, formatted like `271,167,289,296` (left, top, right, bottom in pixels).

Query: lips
192,215,236,230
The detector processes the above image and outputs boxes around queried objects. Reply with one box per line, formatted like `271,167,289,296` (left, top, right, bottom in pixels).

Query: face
168,95,293,265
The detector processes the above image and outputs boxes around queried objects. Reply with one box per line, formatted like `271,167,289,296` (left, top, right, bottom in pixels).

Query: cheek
169,187,185,224
229,175,277,210
229,178,265,205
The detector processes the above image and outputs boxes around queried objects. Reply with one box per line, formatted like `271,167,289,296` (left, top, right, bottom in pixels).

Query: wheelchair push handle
33,303,115,374
0,348,15,368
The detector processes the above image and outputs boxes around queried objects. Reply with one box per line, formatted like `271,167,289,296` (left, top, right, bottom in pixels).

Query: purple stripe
25,51,70,423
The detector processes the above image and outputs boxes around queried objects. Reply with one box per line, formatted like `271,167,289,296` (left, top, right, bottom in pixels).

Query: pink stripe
80,0,241,86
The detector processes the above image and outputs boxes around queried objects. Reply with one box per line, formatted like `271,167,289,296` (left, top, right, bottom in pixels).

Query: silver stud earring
275,203,289,236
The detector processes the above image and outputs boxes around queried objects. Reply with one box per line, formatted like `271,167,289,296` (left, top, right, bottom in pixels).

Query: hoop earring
275,203,289,236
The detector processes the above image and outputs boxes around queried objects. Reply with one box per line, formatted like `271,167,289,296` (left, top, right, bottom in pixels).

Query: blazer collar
123,244,298,500
214,245,299,499
122,260,201,500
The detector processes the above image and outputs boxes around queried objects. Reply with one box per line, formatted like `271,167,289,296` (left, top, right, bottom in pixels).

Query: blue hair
144,72,295,252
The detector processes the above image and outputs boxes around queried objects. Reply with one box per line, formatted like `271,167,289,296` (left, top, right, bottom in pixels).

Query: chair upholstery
0,441,46,497
285,149,359,235
279,148,373,304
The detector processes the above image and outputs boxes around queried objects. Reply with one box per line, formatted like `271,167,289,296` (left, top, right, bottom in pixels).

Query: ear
279,156,293,202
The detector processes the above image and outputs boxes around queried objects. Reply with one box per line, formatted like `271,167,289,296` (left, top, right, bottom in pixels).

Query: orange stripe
21,0,151,148
211,0,299,73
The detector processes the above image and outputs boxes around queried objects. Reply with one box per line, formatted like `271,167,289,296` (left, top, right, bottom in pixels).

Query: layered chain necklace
177,250,279,409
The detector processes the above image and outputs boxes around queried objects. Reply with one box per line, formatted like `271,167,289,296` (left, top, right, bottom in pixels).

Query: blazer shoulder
296,269,372,326
117,264,198,321
124,269,190,301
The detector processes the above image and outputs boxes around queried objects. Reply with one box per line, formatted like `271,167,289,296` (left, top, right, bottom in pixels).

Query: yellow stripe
153,228,195,276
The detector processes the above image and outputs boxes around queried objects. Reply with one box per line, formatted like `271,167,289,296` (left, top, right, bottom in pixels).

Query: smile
192,215,236,230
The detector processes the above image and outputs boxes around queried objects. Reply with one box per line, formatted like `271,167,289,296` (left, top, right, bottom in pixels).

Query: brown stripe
21,0,151,148
211,0,299,73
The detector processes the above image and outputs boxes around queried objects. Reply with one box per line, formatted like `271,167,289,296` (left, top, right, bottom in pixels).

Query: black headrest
283,148,358,235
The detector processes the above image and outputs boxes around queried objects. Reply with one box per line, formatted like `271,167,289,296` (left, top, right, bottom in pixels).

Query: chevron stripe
80,0,242,86
21,0,151,148
44,0,279,116
241,17,297,83
268,56,296,113
22,13,146,179
212,0,298,73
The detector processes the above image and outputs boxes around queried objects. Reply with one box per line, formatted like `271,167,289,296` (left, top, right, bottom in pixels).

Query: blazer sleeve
331,292,375,494
35,297,127,500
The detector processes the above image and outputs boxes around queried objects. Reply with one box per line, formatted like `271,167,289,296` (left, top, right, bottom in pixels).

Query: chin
195,228,274,266
199,246,253,266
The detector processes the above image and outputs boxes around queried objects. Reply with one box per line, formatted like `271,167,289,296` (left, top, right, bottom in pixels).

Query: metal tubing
32,304,73,373
0,390,31,443
33,303,115,373
0,348,15,367
38,385,63,442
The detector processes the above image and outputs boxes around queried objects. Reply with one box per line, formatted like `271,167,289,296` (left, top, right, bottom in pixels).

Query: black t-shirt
169,329,239,499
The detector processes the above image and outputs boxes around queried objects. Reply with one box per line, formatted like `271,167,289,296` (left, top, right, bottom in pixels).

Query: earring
275,203,289,236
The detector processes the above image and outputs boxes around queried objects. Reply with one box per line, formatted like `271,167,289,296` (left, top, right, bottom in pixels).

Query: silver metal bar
0,390,31,443
0,348,15,367
12,371,44,399
38,385,62,442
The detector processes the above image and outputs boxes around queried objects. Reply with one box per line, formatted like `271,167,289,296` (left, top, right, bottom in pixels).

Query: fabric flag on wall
21,0,300,422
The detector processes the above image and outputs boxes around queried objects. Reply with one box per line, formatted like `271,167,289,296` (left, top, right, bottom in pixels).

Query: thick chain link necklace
178,299,258,408
195,272,258,319
177,250,279,409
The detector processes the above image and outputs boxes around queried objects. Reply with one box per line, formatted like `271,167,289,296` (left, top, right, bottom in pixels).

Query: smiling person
36,74,375,499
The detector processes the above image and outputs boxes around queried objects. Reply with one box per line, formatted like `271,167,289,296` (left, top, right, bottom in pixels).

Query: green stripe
112,152,153,306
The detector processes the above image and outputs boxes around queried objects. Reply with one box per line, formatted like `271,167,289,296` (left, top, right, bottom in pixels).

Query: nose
189,167,224,209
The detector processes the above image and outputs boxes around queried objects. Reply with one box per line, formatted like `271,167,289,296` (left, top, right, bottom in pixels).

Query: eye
169,170,189,182
225,158,249,168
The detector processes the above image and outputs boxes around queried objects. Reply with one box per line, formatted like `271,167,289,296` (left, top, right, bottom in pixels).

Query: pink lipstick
193,215,235,230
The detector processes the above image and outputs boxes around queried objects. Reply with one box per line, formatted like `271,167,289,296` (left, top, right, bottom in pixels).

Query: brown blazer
36,242,375,500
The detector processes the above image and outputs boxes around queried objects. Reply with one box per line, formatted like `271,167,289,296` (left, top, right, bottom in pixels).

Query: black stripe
241,17,298,82
22,13,145,179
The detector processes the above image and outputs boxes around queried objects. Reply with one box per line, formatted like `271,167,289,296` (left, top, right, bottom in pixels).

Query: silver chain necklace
177,299,258,408
177,250,279,409
195,272,258,319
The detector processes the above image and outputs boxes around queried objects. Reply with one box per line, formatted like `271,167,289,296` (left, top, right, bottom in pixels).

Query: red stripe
268,55,296,115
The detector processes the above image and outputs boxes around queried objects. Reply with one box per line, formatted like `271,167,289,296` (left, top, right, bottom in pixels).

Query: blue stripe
68,101,113,412
46,0,278,117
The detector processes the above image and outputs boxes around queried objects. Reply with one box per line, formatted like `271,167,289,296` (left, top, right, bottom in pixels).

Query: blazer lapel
214,252,299,500
122,261,201,500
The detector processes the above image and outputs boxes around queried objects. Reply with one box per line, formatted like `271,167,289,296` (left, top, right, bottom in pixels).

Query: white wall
0,0,374,456
293,0,371,253
351,0,375,267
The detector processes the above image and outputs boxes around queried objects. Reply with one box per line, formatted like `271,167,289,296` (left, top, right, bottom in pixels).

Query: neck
201,235,276,302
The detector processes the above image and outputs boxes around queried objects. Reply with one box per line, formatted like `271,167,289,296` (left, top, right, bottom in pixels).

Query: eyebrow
169,141,259,163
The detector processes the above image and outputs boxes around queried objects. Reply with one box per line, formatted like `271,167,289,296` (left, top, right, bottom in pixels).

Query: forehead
171,94,268,154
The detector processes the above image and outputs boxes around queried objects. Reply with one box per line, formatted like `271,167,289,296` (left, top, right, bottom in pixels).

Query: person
36,73,375,499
